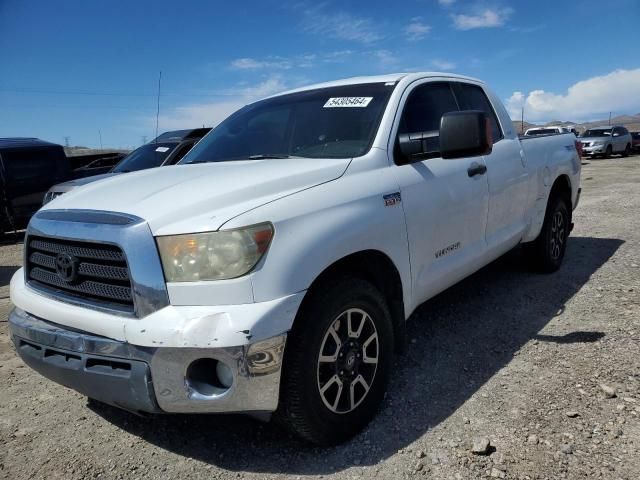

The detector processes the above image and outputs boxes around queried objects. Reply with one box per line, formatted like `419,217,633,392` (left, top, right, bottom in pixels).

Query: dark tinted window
112,142,177,172
1,147,66,183
526,128,558,136
167,142,195,165
454,83,503,143
182,83,395,162
398,82,459,134
583,128,612,137
619,127,629,135
631,132,640,139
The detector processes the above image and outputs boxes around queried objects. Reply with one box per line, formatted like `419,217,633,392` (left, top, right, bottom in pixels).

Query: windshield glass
181,82,396,163
526,128,557,135
582,128,612,137
112,142,178,172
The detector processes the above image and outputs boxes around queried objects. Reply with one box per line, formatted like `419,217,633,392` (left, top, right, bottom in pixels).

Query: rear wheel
524,195,570,273
277,277,394,445
622,144,631,157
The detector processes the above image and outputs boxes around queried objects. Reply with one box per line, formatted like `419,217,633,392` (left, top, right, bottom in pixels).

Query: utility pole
141,135,148,145
521,107,525,135
155,71,162,143
608,112,612,126
98,130,103,150
64,136,70,147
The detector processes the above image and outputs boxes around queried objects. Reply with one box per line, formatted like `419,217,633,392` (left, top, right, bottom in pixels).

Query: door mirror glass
439,110,493,159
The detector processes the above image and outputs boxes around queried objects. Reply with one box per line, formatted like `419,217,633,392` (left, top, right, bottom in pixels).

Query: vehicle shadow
0,265,20,288
90,235,622,474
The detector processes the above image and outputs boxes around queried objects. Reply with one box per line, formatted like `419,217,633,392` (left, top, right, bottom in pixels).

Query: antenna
155,71,162,143
521,107,524,134
141,135,148,145
98,129,103,150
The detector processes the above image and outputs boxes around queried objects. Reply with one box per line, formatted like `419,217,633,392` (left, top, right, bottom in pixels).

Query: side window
454,83,503,143
620,127,629,135
612,127,620,136
398,82,459,135
168,142,194,164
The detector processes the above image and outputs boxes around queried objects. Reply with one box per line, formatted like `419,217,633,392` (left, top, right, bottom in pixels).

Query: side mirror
440,110,493,159
612,132,620,137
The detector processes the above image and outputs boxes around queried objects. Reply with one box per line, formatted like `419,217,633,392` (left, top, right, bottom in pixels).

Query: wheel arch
294,249,406,353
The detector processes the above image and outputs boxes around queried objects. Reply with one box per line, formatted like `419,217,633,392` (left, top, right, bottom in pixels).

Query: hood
53,173,119,191
43,158,351,235
580,135,610,141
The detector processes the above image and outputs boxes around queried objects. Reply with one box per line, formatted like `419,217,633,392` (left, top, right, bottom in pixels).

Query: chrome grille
26,235,134,310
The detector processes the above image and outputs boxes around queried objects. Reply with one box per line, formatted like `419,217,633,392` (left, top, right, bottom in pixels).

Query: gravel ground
1,154,639,480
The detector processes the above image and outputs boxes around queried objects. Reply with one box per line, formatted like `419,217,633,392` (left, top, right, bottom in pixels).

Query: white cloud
372,49,398,66
230,57,292,70
404,18,431,41
153,76,289,131
431,59,456,70
299,6,382,44
505,68,640,122
452,8,513,30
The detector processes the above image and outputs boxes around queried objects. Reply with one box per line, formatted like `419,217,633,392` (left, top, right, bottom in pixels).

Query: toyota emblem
55,252,78,282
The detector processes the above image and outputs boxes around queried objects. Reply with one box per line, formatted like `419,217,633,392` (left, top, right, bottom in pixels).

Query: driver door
391,81,490,307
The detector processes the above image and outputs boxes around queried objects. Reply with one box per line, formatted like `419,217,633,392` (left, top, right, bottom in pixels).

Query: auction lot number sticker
323,97,373,108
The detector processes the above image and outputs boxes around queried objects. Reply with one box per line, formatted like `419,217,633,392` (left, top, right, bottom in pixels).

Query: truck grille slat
26,236,134,310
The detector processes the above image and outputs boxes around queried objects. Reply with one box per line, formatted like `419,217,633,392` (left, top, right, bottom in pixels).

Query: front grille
26,235,134,310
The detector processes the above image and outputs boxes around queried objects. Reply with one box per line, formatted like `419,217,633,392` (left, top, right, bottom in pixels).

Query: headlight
157,223,274,282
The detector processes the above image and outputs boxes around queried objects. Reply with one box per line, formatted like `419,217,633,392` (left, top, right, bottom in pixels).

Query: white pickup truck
9,72,581,445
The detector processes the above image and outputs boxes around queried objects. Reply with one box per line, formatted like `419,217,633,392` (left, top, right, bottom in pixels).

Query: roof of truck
271,72,483,98
0,137,63,150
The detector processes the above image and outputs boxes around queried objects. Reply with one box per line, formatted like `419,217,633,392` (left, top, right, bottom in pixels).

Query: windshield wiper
248,154,290,159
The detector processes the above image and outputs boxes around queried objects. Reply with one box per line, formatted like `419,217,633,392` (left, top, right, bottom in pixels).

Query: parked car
580,126,632,158
9,72,581,445
72,155,124,178
525,126,576,136
0,138,70,232
42,128,211,204
631,131,640,152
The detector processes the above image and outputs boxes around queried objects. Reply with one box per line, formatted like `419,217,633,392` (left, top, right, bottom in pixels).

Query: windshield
526,128,557,135
582,128,612,137
181,82,396,163
112,142,178,172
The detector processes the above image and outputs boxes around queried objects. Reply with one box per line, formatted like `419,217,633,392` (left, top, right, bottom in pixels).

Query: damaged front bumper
9,308,287,414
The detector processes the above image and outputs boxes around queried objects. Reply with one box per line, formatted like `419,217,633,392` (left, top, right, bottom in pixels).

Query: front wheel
524,195,570,273
622,144,631,157
277,277,394,445
604,145,613,158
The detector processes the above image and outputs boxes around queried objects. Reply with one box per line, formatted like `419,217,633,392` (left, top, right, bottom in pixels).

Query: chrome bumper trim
9,308,285,414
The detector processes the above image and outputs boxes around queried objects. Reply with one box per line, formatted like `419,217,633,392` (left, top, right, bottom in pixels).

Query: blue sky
1,0,639,148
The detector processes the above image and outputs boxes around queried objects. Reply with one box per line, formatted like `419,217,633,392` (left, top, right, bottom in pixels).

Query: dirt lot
1,154,639,480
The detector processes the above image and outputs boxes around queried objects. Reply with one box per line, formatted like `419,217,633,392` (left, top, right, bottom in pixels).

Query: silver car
580,126,632,158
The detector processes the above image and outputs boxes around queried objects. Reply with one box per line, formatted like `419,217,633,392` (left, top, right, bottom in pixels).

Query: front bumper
582,145,606,155
9,308,287,414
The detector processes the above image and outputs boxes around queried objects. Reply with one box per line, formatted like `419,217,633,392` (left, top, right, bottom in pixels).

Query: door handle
467,162,487,177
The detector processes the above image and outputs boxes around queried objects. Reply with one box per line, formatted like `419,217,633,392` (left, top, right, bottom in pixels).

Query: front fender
224,166,413,315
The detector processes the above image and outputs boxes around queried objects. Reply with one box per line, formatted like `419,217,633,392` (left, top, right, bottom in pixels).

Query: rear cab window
452,82,504,144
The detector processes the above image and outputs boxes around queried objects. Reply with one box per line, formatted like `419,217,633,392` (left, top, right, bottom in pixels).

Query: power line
0,87,239,98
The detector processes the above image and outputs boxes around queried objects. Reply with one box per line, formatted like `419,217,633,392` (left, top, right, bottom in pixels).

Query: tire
276,276,394,445
622,144,631,157
524,195,570,273
604,145,613,158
